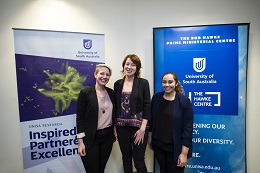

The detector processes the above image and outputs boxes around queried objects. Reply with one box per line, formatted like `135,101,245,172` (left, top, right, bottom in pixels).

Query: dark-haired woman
148,72,194,173
114,54,151,173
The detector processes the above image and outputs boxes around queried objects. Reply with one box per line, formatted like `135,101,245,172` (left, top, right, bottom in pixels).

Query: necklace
98,92,108,114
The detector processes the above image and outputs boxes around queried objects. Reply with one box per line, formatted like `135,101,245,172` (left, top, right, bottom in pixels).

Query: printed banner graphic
13,29,105,173
153,23,249,173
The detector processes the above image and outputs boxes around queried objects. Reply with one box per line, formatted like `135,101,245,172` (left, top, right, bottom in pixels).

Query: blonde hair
95,64,112,75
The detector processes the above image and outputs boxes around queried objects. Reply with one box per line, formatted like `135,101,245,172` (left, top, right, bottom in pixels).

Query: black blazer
149,92,194,162
114,77,151,121
76,85,115,149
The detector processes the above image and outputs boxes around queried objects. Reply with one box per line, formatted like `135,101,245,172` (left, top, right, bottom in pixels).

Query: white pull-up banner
13,29,104,173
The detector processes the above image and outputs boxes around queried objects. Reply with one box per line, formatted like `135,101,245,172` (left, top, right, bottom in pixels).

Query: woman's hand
177,146,189,167
177,153,187,167
134,128,145,145
77,138,86,156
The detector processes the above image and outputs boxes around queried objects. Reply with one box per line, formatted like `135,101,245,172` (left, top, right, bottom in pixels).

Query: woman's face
124,58,136,77
94,67,111,86
162,74,177,94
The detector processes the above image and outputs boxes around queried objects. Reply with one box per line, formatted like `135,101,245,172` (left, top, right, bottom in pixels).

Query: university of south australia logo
193,58,206,72
83,39,92,50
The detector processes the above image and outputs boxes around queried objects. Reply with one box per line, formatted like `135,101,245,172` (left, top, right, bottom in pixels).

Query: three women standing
75,57,193,173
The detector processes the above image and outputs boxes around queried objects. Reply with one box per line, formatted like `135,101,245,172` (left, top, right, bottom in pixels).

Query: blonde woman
76,64,115,173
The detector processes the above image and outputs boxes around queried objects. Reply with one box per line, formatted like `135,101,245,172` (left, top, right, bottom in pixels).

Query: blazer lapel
90,85,99,119
116,80,124,105
130,77,139,113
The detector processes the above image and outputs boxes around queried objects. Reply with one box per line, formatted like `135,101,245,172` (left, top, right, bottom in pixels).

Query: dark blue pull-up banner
153,23,249,173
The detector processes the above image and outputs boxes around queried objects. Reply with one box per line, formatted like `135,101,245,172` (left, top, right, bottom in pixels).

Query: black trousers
81,126,114,173
117,126,148,173
153,144,185,173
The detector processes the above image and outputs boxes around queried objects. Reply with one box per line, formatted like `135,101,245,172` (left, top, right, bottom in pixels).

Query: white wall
1,0,259,172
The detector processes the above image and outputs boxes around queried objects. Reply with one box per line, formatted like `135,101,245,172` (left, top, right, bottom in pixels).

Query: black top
149,92,194,162
153,97,174,152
